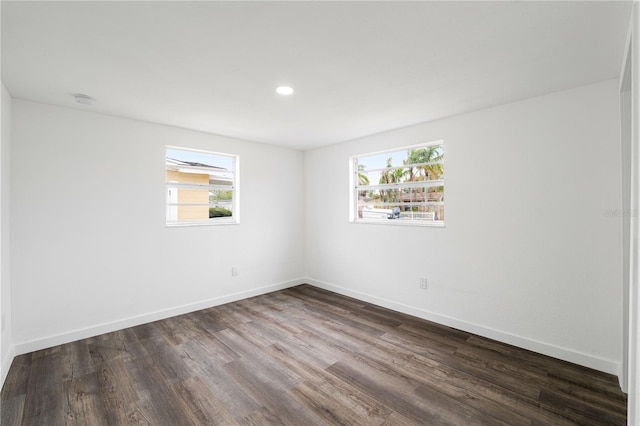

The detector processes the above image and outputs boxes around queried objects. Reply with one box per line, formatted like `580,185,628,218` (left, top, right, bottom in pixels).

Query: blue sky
167,147,234,170
359,150,408,170
356,144,444,184
357,149,412,184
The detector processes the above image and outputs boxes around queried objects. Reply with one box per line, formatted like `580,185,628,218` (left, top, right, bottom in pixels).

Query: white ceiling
1,1,632,150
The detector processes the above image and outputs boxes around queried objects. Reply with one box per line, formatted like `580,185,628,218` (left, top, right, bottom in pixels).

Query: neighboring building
166,169,209,221
166,157,233,222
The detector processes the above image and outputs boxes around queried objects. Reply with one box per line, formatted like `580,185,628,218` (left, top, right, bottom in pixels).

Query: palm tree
405,146,443,181
390,167,405,204
379,157,394,203
404,146,444,211
357,164,370,186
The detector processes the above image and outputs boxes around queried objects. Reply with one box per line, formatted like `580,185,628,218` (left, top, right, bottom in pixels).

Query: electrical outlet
231,266,239,277
419,277,428,289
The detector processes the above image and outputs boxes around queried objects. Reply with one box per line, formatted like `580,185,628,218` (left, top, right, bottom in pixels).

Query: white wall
622,3,639,420
10,100,305,352
305,79,623,375
5,79,624,383
1,83,13,385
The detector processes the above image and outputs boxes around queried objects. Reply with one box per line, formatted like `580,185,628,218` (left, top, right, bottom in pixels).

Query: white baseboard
13,278,305,356
8,277,622,380
1,345,15,389
305,277,621,377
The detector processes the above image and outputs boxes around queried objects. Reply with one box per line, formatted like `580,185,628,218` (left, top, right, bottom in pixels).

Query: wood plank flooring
0,284,628,425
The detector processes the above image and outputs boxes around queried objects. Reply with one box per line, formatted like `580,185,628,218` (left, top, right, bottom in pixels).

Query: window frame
349,141,445,227
166,146,239,227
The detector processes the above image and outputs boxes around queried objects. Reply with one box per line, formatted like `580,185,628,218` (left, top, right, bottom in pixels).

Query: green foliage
357,164,370,186
210,190,232,202
209,207,232,218
404,147,444,180
376,147,444,203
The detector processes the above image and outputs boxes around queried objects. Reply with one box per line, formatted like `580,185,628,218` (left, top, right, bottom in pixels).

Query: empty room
0,1,639,425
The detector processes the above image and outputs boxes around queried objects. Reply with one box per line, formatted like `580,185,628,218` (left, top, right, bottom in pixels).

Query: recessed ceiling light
276,86,294,96
74,94,95,105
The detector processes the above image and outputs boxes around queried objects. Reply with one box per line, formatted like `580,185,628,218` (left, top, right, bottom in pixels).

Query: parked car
362,206,400,219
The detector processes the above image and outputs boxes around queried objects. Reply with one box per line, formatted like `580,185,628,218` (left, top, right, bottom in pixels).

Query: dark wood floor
1,284,628,425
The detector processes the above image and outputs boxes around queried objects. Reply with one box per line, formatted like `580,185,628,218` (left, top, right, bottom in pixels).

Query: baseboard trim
13,278,305,356
10,277,621,379
1,345,15,389
305,278,621,377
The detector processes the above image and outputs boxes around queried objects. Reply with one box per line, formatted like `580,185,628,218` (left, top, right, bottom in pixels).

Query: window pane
210,189,233,202
358,203,444,222
166,147,237,225
173,205,210,221
167,148,234,171
178,188,209,204
210,174,233,186
210,189,234,216
353,142,444,225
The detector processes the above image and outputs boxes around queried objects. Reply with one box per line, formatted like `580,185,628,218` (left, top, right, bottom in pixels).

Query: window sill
166,220,239,227
351,219,445,228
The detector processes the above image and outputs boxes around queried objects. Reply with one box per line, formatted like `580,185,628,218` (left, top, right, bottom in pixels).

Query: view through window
166,147,238,226
352,142,444,226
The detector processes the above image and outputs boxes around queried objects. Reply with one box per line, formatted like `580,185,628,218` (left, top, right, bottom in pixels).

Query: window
351,141,444,226
166,147,238,226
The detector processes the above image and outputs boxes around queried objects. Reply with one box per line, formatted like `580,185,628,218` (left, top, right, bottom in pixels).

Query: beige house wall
167,170,209,220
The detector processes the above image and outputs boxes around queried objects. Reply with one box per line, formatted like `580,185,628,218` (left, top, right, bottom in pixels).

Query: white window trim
350,140,445,227
166,146,240,227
